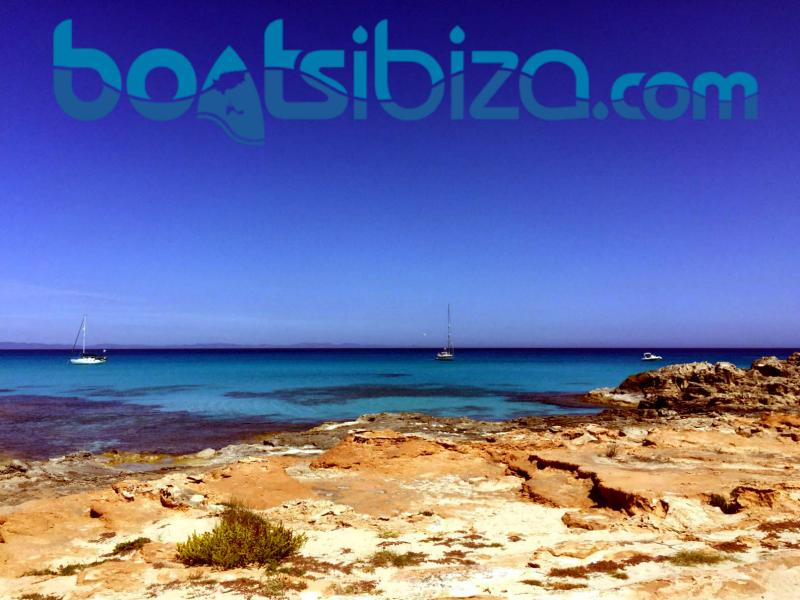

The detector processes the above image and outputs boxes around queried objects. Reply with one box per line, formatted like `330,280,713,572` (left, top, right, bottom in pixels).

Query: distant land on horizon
0,341,376,350
0,342,796,351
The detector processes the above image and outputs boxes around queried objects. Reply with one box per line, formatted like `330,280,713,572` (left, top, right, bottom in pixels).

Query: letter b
374,20,444,120
53,20,121,120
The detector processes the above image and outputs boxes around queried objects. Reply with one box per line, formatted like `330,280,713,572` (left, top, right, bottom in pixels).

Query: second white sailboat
435,304,454,361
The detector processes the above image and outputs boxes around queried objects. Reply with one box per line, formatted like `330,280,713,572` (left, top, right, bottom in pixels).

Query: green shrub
176,503,305,569
111,537,151,555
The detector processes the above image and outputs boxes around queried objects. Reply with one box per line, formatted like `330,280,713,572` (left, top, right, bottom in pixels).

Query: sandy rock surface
2,408,800,599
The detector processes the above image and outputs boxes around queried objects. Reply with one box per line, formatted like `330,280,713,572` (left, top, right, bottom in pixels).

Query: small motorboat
641,352,663,361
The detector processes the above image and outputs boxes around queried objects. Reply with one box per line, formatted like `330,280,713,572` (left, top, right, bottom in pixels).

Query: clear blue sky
1,0,798,347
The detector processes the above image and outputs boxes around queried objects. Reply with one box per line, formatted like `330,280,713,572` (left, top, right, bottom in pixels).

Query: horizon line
0,342,797,351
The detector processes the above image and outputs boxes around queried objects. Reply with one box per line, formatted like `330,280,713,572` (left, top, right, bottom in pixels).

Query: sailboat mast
447,304,453,352
82,315,86,355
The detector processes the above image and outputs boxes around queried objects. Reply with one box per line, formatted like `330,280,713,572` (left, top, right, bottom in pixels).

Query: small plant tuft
21,568,57,577
368,550,426,568
549,558,633,580
710,539,749,553
218,576,306,598
111,537,151,555
176,502,306,569
757,520,800,533
378,530,400,539
550,582,587,590
611,571,629,579
668,549,728,567
21,559,117,578
521,579,586,591
327,580,380,595
548,565,589,578
605,443,619,459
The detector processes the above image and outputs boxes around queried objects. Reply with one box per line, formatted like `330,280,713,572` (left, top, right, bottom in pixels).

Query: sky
1,0,799,347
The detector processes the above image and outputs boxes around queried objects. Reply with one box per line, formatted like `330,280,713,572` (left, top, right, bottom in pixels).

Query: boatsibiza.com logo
53,19,759,146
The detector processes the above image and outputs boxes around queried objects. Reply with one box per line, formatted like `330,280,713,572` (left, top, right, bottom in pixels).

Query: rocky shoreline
585,352,800,413
1,354,799,599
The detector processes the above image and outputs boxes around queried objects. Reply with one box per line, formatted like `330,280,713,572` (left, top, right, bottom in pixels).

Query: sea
0,348,792,459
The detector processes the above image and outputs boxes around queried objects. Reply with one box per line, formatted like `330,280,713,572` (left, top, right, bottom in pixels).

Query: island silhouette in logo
197,47,265,145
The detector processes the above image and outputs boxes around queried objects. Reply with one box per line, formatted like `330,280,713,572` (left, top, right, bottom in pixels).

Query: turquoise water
0,349,791,457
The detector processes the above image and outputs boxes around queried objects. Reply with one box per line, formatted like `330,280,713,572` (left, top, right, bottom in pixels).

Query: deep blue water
0,348,792,458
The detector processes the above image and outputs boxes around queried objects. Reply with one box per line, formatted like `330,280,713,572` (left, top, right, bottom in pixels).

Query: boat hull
70,357,107,365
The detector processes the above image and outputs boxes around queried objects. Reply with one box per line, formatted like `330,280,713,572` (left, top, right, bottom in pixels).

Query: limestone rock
140,540,178,565
661,496,718,531
570,432,599,446
561,510,618,530
89,500,113,518
534,540,612,560
158,486,199,509
585,353,800,413
112,479,139,501
730,485,777,510
753,357,787,377
522,469,594,508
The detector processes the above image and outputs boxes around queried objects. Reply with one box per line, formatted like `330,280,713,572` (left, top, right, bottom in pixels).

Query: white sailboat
435,304,454,361
70,315,107,365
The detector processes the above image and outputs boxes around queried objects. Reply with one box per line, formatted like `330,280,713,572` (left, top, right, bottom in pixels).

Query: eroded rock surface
586,352,800,412
2,408,800,599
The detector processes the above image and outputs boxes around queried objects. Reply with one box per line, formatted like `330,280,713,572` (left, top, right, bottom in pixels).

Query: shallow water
0,348,789,458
